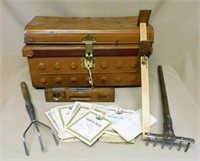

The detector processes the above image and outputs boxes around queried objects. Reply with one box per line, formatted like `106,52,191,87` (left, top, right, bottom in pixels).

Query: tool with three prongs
20,82,59,156
145,65,195,152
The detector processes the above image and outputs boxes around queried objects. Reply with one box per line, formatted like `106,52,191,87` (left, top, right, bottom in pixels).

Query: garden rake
145,65,195,152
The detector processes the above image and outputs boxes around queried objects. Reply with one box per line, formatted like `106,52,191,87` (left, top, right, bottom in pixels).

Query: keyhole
53,93,62,101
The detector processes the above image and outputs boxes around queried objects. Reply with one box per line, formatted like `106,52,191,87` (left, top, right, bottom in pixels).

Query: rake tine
146,137,150,146
169,140,173,150
184,142,190,152
144,133,194,152
178,141,182,151
161,140,165,149
153,138,157,147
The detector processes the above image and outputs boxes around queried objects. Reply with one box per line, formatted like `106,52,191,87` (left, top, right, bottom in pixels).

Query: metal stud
54,63,61,70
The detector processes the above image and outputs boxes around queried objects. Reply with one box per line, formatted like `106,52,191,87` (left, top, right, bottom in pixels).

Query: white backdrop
0,0,199,109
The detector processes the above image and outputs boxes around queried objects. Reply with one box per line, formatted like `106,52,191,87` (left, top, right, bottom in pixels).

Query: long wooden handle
157,66,170,116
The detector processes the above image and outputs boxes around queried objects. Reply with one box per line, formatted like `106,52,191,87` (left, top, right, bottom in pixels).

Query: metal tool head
23,120,59,156
21,82,59,156
145,66,195,153
145,132,195,152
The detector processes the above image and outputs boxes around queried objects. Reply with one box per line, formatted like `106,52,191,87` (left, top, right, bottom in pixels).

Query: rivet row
39,76,137,84
37,61,138,70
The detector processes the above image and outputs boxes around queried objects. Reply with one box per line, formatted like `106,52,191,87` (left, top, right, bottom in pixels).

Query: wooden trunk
22,11,154,88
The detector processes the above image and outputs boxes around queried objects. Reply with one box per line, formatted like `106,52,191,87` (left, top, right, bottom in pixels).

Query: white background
0,1,199,160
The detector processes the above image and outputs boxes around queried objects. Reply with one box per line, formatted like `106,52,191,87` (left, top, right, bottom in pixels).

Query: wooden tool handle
20,82,31,103
157,66,170,116
20,82,36,121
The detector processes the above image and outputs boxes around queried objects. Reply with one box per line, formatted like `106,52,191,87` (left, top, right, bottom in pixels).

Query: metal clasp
82,35,96,69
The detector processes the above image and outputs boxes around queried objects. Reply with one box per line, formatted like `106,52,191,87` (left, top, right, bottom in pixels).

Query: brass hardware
141,56,148,65
82,35,96,69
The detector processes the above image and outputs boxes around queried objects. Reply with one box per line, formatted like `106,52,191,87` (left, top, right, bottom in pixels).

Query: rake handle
145,66,195,152
158,66,175,136
157,66,170,117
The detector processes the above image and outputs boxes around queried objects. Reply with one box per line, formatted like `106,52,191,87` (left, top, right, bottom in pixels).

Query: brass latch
82,35,96,69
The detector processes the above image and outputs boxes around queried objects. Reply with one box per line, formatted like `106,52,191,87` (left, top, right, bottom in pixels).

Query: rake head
145,132,195,152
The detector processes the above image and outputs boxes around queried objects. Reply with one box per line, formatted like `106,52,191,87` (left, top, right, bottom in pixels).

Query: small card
66,111,112,146
51,104,76,133
112,108,157,142
59,131,79,142
99,133,135,144
67,102,106,126
105,105,134,123
60,137,80,142
46,104,79,141
45,111,78,141
45,102,158,144
57,104,75,126
104,105,135,136
45,110,60,133
66,104,91,126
